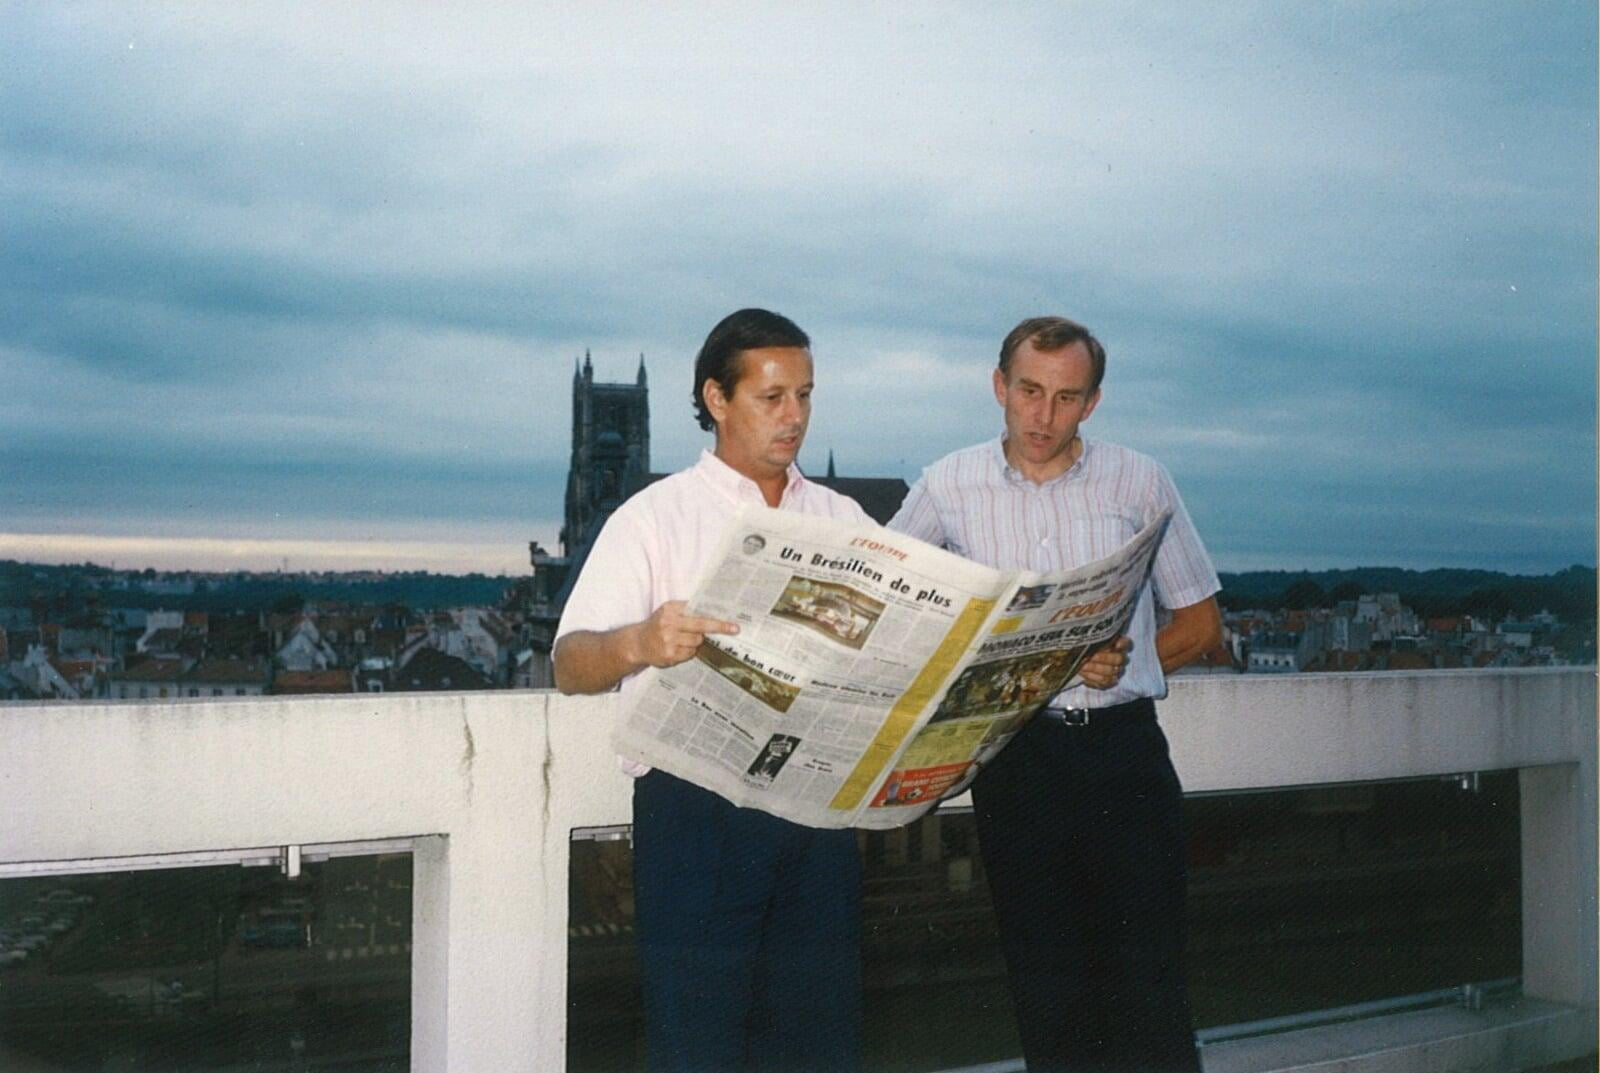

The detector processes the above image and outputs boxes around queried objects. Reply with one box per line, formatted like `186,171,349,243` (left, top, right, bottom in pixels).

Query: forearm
553,626,644,695
1156,598,1223,674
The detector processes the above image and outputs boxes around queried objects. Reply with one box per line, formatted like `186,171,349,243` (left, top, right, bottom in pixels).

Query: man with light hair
890,314,1223,1072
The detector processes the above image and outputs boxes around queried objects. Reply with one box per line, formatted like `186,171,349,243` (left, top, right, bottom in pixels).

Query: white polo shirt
889,436,1219,709
556,448,871,774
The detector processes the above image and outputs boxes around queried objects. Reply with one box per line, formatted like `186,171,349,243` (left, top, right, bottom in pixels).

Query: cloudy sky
2,3,1594,575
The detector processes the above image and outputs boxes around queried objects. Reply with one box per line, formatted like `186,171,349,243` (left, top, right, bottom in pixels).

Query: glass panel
568,835,643,1073
0,854,411,1071
567,772,1521,1072
1186,770,1521,1028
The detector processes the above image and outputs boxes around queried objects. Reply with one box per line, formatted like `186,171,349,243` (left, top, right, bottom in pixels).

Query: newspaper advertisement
613,504,1171,829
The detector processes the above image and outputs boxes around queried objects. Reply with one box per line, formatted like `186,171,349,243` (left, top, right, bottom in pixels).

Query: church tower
560,351,651,557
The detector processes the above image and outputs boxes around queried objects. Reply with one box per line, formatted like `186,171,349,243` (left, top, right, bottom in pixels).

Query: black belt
1034,696,1154,729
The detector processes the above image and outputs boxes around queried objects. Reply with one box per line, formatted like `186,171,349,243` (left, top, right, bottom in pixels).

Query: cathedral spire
826,449,836,479
583,348,592,379
637,352,648,386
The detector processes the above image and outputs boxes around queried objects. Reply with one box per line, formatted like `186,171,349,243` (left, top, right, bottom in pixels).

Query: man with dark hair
889,314,1223,1073
690,306,812,431
555,308,868,1073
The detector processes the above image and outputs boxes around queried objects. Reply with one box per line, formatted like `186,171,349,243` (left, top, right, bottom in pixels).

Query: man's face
993,339,1100,481
705,346,813,481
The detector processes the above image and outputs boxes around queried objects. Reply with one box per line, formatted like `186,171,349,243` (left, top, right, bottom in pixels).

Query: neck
1005,435,1082,485
714,444,789,507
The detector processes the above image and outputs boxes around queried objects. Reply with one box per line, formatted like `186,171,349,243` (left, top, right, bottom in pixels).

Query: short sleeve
554,503,657,642
1147,464,1221,612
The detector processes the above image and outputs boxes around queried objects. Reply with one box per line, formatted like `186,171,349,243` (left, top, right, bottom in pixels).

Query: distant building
562,351,653,562
274,669,355,695
1495,620,1541,649
1247,632,1305,673
277,616,338,671
110,658,268,699
1327,613,1373,653
13,646,81,700
521,352,910,684
180,659,270,698
109,658,190,700
1354,593,1419,641
0,667,30,700
389,647,493,692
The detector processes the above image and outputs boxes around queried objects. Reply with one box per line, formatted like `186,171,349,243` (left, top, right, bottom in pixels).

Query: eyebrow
1017,378,1081,395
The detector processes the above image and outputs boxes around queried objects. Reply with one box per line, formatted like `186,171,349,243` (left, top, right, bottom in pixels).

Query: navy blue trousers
632,770,863,1073
972,702,1201,1073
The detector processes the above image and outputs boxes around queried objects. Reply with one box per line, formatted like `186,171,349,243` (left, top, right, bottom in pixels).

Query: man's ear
992,367,1008,407
1082,388,1102,422
703,377,728,425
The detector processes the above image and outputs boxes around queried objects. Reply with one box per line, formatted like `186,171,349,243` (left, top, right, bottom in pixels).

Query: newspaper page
612,505,1170,829
862,512,1170,821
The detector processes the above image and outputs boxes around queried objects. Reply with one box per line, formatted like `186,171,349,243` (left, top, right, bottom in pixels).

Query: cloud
1,3,1593,573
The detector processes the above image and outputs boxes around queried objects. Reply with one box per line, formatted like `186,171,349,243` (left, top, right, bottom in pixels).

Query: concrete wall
1,668,1593,1072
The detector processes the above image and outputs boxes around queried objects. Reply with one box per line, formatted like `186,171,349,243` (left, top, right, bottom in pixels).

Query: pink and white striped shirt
889,436,1219,709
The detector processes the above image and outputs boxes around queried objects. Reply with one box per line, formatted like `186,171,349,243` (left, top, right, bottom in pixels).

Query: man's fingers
679,615,739,636
1079,638,1130,689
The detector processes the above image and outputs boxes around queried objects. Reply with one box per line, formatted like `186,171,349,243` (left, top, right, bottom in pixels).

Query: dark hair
998,316,1106,392
692,309,811,431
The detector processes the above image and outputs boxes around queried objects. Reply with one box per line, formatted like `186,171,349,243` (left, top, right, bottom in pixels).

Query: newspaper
613,505,1172,830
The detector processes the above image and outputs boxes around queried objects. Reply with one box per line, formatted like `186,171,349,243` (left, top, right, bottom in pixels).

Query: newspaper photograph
612,504,1171,829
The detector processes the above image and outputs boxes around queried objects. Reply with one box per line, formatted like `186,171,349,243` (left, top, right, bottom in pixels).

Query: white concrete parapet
1,668,1593,1072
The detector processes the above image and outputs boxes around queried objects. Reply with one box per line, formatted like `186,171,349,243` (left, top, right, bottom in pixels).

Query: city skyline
3,5,1595,577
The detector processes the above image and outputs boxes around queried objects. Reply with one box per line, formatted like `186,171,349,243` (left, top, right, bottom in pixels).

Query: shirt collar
993,433,1093,486
693,448,807,504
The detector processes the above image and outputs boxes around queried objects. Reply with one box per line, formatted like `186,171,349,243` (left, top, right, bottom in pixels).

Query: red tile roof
184,659,269,684
273,669,354,694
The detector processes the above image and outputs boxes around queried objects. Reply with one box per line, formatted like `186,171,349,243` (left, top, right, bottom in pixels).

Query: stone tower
560,351,651,557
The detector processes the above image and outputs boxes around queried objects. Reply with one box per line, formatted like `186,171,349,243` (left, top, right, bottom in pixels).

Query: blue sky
2,3,1594,575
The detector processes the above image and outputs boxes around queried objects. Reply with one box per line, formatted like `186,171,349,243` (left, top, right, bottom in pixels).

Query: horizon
3,6,1595,577
3,531,1594,582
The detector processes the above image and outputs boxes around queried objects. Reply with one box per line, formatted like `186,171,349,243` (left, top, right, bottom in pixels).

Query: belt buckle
1043,703,1094,729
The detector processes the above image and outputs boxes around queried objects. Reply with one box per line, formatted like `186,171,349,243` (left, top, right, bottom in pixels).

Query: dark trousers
972,700,1200,1073
632,770,863,1073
